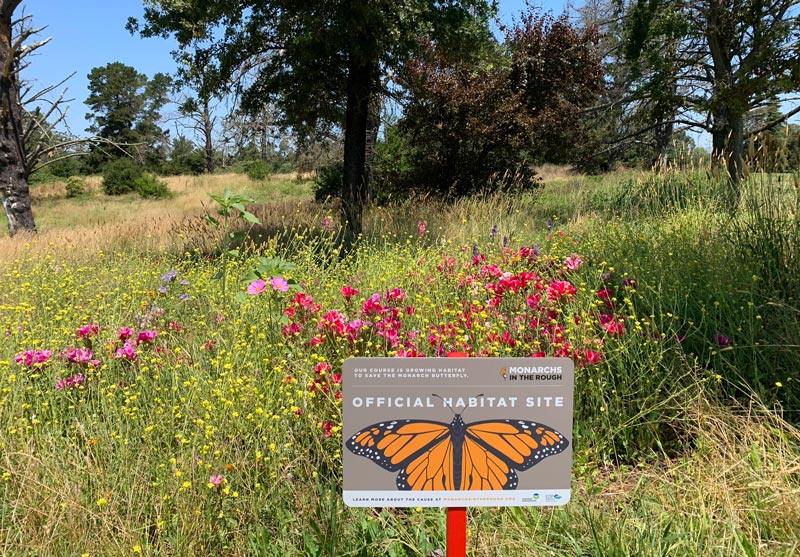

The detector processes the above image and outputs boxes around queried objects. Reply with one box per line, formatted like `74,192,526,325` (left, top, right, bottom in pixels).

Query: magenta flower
209,474,224,487
14,349,52,367
77,323,99,338
62,347,94,364
115,342,138,361
340,285,359,302
56,373,85,390
269,277,289,292
714,334,731,346
247,279,267,295
117,327,133,341
137,330,158,344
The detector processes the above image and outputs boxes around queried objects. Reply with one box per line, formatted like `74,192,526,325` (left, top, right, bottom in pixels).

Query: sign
342,357,574,507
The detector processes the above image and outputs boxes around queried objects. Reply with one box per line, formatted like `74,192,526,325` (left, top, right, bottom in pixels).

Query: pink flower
321,421,334,437
269,277,289,292
77,323,99,338
585,350,604,365
137,330,158,344
62,347,94,364
340,285,359,302
247,279,267,295
600,314,626,335
115,342,138,361
14,349,52,367
117,327,133,341
56,373,84,390
282,323,302,338
418,220,427,237
714,334,731,346
314,362,332,375
321,215,335,231
564,254,583,271
209,474,224,487
385,288,406,303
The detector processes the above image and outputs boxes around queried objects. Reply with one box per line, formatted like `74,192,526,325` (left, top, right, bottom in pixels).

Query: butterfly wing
396,433,457,490
346,419,451,472
463,419,569,489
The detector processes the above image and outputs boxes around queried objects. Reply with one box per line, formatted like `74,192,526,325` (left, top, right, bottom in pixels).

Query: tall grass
1,168,799,555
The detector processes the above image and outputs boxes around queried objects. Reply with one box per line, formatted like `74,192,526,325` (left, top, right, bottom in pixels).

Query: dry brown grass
1,173,315,261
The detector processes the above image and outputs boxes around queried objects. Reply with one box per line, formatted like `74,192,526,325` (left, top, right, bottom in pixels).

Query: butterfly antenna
431,394,456,415
432,393,485,415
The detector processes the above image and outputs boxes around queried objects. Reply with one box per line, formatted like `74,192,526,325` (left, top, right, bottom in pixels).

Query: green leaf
234,291,249,305
226,249,240,258
203,214,220,227
240,211,261,224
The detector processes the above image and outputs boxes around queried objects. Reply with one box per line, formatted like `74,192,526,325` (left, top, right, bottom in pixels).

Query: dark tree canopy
129,0,498,242
84,62,172,169
384,11,603,198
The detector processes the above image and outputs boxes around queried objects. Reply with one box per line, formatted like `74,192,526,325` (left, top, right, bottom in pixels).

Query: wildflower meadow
1,170,799,556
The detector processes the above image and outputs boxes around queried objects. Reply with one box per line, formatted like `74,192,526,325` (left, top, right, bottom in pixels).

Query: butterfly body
346,413,568,491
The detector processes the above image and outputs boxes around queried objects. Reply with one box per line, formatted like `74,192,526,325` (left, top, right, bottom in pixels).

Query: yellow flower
97,497,108,507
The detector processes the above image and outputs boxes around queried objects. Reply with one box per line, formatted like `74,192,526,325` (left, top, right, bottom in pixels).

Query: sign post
446,351,468,557
342,356,574,552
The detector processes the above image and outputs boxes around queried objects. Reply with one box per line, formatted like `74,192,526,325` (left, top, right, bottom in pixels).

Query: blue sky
21,1,579,136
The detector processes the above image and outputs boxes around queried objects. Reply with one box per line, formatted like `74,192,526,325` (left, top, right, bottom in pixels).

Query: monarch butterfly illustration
345,405,569,491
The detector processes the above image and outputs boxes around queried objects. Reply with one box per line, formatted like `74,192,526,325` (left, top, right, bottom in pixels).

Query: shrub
135,173,171,199
312,163,343,201
65,176,87,198
102,158,143,195
245,160,271,181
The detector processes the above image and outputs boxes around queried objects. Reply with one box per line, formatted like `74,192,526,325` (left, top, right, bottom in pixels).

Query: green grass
1,169,799,555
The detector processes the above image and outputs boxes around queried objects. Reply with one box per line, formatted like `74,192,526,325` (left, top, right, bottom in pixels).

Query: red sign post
446,352,468,557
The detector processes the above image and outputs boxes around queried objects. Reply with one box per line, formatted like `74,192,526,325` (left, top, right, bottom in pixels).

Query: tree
129,0,497,244
1,1,37,235
620,0,800,204
386,11,603,197
84,62,172,170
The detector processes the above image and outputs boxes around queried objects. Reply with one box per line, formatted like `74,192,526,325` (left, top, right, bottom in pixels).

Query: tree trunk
363,93,381,203
341,54,373,247
711,106,745,210
202,99,215,173
0,4,36,236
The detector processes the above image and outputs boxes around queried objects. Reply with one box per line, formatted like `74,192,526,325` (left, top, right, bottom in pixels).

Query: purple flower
490,225,498,239
269,277,289,292
179,293,189,301
247,279,267,295
160,270,178,284
158,286,168,294
714,334,731,347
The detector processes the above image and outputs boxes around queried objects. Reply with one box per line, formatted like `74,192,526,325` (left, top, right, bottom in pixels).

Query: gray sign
342,357,573,507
